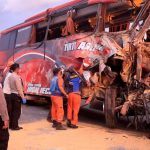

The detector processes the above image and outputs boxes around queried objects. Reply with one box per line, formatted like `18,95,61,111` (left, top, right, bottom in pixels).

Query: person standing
50,68,68,130
9,63,25,130
67,68,81,129
0,72,9,150
3,64,13,128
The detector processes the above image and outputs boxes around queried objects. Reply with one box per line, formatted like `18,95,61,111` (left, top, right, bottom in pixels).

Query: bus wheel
104,87,117,128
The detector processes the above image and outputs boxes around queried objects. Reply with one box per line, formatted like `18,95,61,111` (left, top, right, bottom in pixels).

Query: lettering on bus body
27,83,50,95
64,41,104,52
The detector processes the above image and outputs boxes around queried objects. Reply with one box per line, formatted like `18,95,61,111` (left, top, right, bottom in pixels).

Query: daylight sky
0,0,70,31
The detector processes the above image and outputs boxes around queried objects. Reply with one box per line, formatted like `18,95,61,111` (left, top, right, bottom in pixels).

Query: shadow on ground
20,101,149,138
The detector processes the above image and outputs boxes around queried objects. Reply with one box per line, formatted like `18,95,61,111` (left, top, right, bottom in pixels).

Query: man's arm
0,88,9,128
58,77,68,97
15,76,25,99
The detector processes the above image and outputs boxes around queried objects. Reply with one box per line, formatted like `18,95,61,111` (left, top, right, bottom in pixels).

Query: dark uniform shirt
0,87,9,121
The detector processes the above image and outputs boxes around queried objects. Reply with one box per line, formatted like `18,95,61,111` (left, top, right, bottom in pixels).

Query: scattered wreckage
77,0,150,128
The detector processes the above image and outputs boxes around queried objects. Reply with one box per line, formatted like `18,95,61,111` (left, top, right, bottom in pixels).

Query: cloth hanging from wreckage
29,25,36,44
136,46,142,81
62,11,75,36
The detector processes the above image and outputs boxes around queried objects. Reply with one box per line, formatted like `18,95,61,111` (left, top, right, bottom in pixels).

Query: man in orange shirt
50,68,68,130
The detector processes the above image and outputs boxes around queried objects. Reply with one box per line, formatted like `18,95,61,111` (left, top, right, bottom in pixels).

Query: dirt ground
8,104,150,150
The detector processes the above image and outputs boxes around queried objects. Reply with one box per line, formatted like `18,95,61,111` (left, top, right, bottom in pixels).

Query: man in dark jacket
66,67,81,128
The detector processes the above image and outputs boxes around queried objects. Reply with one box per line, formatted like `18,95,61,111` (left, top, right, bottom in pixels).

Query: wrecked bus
0,0,149,127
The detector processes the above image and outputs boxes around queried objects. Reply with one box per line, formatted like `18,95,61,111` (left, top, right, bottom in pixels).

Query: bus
0,0,149,127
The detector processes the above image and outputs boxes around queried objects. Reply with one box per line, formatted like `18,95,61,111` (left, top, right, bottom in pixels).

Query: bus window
48,10,76,39
0,31,16,52
0,33,11,50
36,21,47,43
15,26,32,47
75,15,96,33
63,10,76,36
36,27,46,42
109,23,129,32
47,11,76,40
48,24,65,40
47,14,96,40
46,4,97,40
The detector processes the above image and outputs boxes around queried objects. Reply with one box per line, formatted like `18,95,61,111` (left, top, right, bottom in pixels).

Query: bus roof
1,0,116,35
25,0,83,22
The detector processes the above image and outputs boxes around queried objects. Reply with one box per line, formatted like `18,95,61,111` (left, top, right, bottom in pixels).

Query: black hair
9,64,14,73
10,63,20,72
53,68,61,76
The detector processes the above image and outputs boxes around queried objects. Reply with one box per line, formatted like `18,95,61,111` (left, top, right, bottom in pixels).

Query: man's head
53,68,62,76
68,66,76,75
10,63,20,74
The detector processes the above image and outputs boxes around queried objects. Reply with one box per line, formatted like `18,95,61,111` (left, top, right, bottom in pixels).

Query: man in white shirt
9,63,25,130
3,62,14,94
3,64,13,128
3,72,12,95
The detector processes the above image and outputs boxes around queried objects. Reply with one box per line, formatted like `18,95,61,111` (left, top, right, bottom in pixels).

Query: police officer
0,72,9,150
9,63,26,130
3,63,13,128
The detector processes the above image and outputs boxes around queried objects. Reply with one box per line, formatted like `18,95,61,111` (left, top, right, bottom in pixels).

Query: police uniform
0,87,9,150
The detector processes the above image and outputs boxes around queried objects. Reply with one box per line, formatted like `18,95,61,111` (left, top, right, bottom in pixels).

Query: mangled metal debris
77,0,150,128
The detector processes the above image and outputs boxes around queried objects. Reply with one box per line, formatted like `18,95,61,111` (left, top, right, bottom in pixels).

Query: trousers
51,96,64,123
67,93,81,125
4,94,12,127
10,93,21,129
0,117,9,150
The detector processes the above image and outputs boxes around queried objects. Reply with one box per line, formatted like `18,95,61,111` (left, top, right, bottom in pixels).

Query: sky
0,0,70,31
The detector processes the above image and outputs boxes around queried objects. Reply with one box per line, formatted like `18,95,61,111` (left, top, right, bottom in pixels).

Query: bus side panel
6,45,54,96
10,32,117,97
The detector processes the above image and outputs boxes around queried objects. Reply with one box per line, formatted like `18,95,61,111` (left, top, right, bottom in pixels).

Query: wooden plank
105,87,117,128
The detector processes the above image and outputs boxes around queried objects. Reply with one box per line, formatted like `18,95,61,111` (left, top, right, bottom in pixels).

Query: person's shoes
148,134,150,139
69,124,78,129
56,123,67,130
67,120,72,127
52,120,58,128
18,126,23,130
11,126,23,130
47,117,52,123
